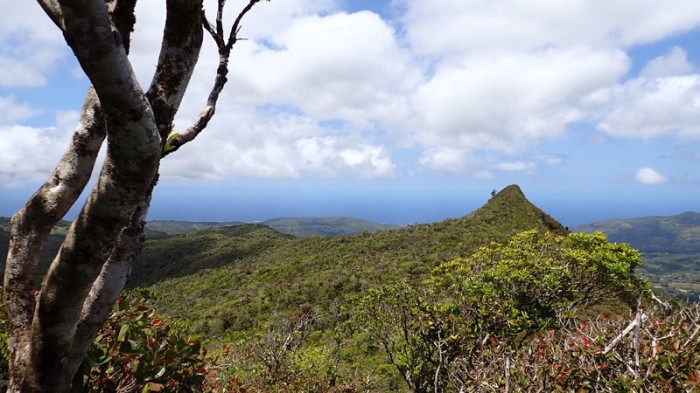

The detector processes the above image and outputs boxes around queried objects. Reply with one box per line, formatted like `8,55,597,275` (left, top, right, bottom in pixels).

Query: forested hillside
574,212,700,299
133,185,568,334
2,186,698,391
572,211,700,253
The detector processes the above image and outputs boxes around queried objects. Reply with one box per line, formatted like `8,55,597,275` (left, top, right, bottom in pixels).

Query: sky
1,0,700,226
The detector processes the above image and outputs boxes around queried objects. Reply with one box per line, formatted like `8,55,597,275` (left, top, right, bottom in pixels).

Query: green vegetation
572,211,700,254
145,220,244,235
352,230,646,392
134,185,568,337
2,186,699,391
145,217,400,238
261,217,399,237
573,211,700,300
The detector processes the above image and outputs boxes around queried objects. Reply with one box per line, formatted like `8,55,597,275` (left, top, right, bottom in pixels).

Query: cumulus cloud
0,96,37,124
590,74,700,140
133,3,414,180
412,47,628,152
634,167,667,185
418,148,473,174
0,112,79,185
640,47,694,78
5,0,700,185
221,11,422,128
398,0,700,56
497,161,536,174
0,3,67,88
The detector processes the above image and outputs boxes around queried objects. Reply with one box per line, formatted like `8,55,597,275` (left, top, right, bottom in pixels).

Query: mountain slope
262,216,398,237
128,224,295,288
572,211,700,254
573,212,700,299
138,185,569,335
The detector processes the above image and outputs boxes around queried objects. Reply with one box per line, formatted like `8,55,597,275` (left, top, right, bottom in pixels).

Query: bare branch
202,10,222,47
164,0,267,155
19,0,161,389
216,0,226,39
36,0,65,30
226,0,262,49
146,0,204,143
601,312,647,355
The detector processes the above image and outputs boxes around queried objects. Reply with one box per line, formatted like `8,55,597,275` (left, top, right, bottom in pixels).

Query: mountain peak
463,184,568,236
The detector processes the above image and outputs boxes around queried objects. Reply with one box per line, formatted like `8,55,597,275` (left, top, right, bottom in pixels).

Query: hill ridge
137,184,571,335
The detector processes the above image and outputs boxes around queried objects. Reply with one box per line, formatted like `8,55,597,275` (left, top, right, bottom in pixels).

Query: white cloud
497,161,536,174
220,11,422,128
0,114,78,185
640,47,694,78
133,5,413,180
0,96,37,124
474,170,494,179
0,3,67,88
5,0,700,186
419,148,472,174
536,154,566,166
412,47,628,152
398,0,700,56
634,167,667,185
590,75,700,140
295,136,395,178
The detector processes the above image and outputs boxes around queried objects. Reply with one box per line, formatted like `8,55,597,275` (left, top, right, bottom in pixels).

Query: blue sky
1,0,700,226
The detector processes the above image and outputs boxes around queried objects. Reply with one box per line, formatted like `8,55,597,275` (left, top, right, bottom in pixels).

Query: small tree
3,0,269,391
353,230,647,392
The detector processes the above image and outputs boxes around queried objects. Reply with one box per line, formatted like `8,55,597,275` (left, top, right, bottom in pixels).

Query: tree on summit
3,0,268,391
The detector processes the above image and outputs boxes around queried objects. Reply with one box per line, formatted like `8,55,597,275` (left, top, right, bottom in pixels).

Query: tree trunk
3,0,208,391
4,0,263,390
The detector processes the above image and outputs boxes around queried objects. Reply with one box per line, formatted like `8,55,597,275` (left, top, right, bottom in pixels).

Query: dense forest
1,186,699,392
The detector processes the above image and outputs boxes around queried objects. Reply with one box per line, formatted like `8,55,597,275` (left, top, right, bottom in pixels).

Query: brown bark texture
3,0,265,392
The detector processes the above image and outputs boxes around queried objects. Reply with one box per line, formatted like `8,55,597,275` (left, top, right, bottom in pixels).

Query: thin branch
216,0,226,39
164,0,267,155
601,312,647,355
226,0,262,50
202,10,223,47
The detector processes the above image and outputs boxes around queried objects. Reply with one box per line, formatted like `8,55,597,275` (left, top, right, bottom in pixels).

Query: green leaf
118,324,129,342
163,132,180,154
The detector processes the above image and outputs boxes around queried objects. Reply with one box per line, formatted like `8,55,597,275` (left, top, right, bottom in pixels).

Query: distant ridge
261,216,399,237
573,211,700,254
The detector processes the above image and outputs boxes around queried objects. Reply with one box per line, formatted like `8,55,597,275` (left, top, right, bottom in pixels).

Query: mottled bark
4,0,266,391
3,88,105,392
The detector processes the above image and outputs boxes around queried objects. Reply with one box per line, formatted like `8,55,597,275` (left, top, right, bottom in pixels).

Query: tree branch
3,88,105,391
36,0,65,30
164,0,266,155
146,0,204,144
